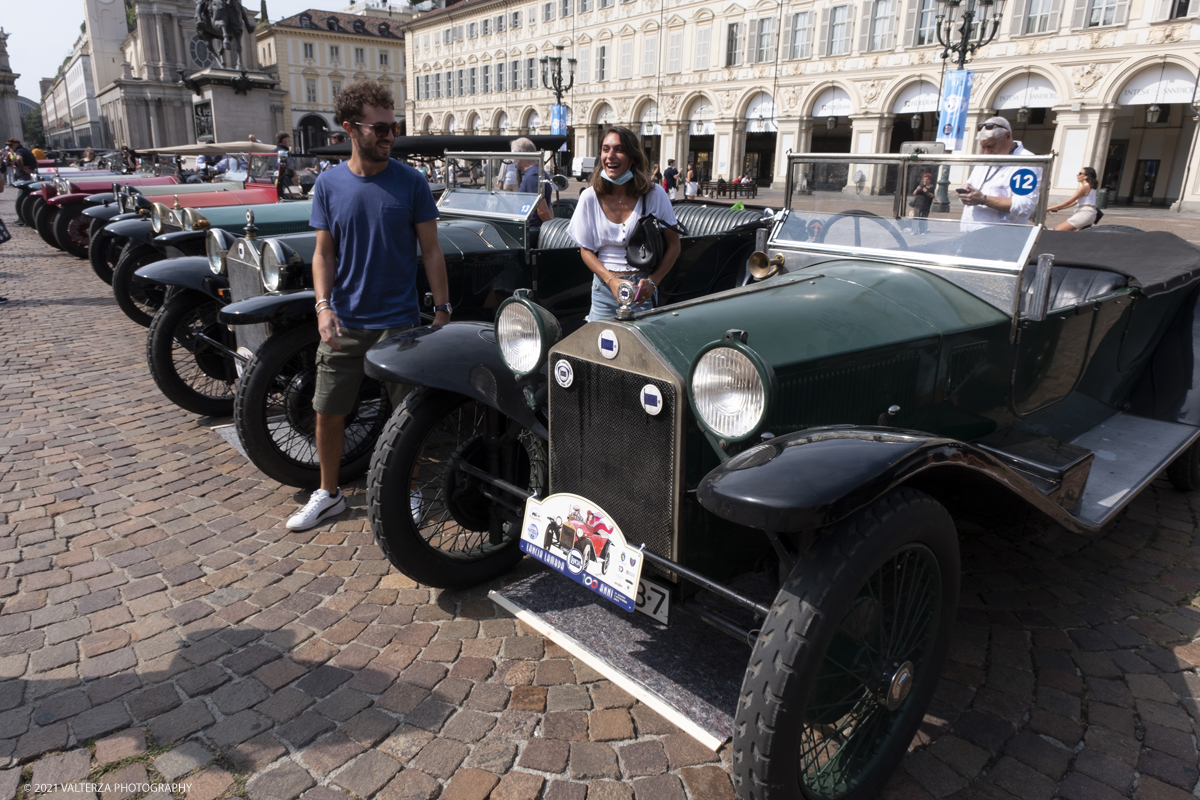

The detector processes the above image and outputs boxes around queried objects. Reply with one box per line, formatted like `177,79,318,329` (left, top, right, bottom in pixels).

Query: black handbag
626,195,687,271
0,216,9,246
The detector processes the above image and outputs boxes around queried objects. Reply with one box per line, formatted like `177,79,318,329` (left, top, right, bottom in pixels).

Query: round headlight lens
692,347,767,440
496,302,542,375
206,228,231,275
151,203,165,233
261,242,281,292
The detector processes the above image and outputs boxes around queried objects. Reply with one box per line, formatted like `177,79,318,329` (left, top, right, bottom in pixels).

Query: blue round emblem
1009,169,1038,196
566,549,585,574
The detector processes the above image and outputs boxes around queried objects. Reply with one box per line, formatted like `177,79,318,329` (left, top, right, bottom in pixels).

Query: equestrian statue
195,0,258,71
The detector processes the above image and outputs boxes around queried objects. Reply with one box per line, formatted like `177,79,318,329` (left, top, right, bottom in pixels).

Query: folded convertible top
1034,228,1200,297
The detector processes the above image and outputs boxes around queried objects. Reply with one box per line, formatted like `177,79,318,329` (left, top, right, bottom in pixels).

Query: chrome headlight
689,337,773,442
495,291,561,378
151,202,169,233
261,240,282,291
206,228,235,274
182,208,208,231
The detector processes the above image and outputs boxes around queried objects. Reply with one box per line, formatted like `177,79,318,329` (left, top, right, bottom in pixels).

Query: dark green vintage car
361,151,1200,799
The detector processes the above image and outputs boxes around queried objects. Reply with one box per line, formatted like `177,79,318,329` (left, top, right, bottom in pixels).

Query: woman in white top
1048,166,1099,231
568,127,682,321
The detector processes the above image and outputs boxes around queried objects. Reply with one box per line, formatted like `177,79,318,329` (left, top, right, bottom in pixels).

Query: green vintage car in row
361,151,1200,799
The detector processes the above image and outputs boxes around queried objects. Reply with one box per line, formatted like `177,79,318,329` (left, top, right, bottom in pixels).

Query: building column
730,119,747,181
713,119,737,181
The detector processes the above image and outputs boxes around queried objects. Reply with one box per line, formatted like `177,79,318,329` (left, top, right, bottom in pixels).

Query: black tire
112,243,165,327
147,289,237,417
34,202,60,248
582,541,595,566
53,205,90,258
15,193,30,226
22,194,42,228
367,387,547,588
88,226,122,285
234,324,390,488
732,487,960,800
1166,441,1200,492
600,542,611,575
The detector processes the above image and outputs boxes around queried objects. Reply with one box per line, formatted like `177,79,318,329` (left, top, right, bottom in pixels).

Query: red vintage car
32,174,178,255
565,509,614,574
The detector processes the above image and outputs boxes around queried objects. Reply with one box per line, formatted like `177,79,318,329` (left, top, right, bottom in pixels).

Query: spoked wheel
34,202,60,248
112,243,165,326
88,226,123,285
147,289,237,417
368,388,547,588
234,324,391,488
733,488,959,800
53,206,90,258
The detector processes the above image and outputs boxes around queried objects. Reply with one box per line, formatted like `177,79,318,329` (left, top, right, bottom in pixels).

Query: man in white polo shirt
958,116,1040,231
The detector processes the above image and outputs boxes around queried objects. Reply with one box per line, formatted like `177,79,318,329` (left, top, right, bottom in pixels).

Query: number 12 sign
1010,168,1038,196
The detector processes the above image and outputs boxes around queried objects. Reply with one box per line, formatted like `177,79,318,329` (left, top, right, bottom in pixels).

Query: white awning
1118,63,1197,105
745,91,776,133
498,112,509,132
641,102,661,136
892,81,939,114
527,111,542,132
994,73,1058,109
447,115,457,133
471,115,483,133
812,87,852,118
596,103,615,124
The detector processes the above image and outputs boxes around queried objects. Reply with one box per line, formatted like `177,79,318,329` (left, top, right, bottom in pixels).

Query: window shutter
1008,0,1026,34
846,7,857,51
1114,0,1130,23
884,3,896,48
1069,0,1088,28
783,14,793,58
904,0,920,45
818,8,831,55
859,1,873,51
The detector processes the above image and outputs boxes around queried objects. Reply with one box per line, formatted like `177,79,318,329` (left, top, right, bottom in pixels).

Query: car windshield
777,153,1053,273
436,151,548,221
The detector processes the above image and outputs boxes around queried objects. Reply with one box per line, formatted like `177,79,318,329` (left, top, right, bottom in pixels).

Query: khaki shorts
1067,205,1098,229
314,326,412,416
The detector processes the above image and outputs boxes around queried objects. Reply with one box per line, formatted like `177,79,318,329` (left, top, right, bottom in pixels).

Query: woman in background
1048,167,1099,231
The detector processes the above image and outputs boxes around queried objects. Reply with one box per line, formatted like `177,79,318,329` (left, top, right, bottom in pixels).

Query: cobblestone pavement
2,191,1200,800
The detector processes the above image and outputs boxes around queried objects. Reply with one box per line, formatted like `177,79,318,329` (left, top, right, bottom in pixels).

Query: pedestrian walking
287,79,451,532
685,162,698,200
910,172,935,235
663,159,679,201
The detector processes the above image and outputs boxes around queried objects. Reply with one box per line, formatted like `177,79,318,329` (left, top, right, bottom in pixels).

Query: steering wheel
815,209,909,250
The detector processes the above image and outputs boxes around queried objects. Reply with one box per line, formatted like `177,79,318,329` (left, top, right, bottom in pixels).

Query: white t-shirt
502,161,519,185
568,185,678,275
960,141,1040,231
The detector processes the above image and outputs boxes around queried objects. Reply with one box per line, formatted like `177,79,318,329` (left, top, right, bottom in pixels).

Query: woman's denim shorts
586,272,655,322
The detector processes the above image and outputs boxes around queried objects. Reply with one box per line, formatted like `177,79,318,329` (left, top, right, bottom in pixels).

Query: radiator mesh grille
548,356,678,561
227,250,268,354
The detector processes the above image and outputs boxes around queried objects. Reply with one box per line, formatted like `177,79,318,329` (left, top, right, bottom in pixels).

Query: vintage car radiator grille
227,250,268,355
548,356,678,561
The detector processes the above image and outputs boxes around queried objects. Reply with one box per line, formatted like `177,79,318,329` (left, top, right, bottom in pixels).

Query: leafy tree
22,109,45,147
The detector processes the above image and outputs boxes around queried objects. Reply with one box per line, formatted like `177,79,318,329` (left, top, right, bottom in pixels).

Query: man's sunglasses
352,121,401,138
977,122,1009,132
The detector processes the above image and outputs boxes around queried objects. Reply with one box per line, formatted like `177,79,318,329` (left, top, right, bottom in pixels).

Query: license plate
520,493,645,613
635,578,670,624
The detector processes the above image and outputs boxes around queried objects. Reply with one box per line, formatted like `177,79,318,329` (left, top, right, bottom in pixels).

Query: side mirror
547,174,569,192
1024,253,1054,322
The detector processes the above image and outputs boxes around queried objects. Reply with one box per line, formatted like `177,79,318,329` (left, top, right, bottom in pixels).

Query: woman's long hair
589,126,654,198
1082,166,1098,190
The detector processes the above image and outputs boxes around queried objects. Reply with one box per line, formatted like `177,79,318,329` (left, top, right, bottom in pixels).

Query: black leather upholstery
1048,267,1127,311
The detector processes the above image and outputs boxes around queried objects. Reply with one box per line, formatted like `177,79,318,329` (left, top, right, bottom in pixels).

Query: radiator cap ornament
598,329,619,359
554,359,574,388
641,384,663,416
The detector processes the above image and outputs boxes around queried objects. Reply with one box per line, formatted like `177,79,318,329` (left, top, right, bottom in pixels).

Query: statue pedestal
184,67,283,142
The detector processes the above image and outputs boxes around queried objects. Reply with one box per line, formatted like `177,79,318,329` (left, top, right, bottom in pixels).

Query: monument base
184,67,283,142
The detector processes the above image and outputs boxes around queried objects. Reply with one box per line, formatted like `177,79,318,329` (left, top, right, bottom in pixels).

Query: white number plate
635,578,670,624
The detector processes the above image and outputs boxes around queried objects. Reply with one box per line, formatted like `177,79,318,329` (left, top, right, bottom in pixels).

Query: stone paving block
1058,772,1126,800
1135,775,1196,800
0,768,19,800
94,728,147,765
149,700,215,745
618,740,668,778
1074,748,1135,792
276,711,336,748
377,724,435,764
464,737,517,774
331,750,401,797
987,756,1057,800
227,732,288,773
154,740,214,781
31,748,91,787
339,708,398,746
491,772,544,800
71,700,132,741
100,762,148,800
300,733,366,776
569,741,620,780
185,767,236,800
679,766,736,800
410,737,469,779
378,770,440,800
246,762,315,800
440,768,499,800
544,781,587,800
313,689,371,723
213,679,270,715
1138,748,1200,790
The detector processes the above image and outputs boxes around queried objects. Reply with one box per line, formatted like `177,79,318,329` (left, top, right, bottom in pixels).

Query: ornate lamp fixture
935,0,1005,69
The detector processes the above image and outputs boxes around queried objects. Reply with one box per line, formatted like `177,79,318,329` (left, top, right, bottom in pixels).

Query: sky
3,0,366,101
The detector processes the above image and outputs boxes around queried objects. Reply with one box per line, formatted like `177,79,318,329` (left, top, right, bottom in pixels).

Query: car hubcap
886,661,914,712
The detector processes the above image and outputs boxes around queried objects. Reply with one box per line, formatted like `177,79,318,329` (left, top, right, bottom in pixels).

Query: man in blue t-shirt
663,159,679,201
287,80,450,532
512,137,553,237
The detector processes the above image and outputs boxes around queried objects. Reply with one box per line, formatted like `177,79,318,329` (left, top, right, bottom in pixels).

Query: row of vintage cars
15,141,1200,800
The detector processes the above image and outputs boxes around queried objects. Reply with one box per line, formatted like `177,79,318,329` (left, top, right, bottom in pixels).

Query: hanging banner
937,70,974,153
551,104,569,151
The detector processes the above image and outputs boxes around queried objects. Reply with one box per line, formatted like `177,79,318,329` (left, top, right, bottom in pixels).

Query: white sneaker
286,488,346,531
410,488,423,525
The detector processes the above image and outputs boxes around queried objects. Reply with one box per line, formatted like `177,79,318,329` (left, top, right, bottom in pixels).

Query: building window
497,14,506,31
642,35,657,76
1087,0,1120,25
544,2,554,21
354,47,364,63
526,57,536,88
789,12,812,57
597,44,608,80
299,13,312,27
330,45,340,61
578,48,591,81
695,27,710,68
753,17,776,62
868,0,893,50
423,74,430,99
332,80,341,97
562,0,573,16
580,0,591,10
915,0,937,43
306,78,317,102
423,34,430,49
529,5,537,27
469,67,477,93
446,70,454,96
510,60,519,89
512,10,522,27
726,21,743,66
444,28,453,44
496,61,505,91
434,73,442,98
482,64,490,92
380,51,389,66
303,42,314,59
667,31,682,72
830,5,851,55
619,40,633,78
468,22,477,38
457,69,465,95
483,18,491,34
601,0,613,8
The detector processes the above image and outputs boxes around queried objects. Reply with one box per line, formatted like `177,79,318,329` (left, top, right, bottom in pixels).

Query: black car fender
218,290,316,326
151,230,207,259
697,426,1087,534
364,322,547,439
105,218,157,246
133,256,228,299
86,193,115,206
82,204,124,223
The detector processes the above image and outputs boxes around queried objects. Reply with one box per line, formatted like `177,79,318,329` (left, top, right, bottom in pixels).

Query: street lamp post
540,44,577,177
934,0,1005,69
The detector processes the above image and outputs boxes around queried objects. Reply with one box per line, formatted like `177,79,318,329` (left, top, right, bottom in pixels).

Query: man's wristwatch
433,302,453,314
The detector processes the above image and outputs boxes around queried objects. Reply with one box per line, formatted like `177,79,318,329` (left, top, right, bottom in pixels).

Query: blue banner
551,104,568,135
937,71,974,152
